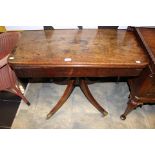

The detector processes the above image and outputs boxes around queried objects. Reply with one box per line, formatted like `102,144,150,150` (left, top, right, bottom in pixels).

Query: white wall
5,26,129,30
5,26,43,31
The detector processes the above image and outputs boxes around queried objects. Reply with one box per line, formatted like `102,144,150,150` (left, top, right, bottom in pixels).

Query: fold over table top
9,29,149,68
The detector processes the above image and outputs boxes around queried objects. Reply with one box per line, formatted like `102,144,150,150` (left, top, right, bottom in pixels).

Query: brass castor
46,112,54,120
102,111,108,117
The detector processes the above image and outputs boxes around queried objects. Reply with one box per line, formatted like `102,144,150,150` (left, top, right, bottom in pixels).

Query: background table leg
120,97,142,120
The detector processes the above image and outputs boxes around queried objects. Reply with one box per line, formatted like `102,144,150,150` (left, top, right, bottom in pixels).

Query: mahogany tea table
8,29,149,119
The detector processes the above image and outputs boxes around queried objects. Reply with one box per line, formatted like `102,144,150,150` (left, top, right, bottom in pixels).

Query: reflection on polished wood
9,29,148,69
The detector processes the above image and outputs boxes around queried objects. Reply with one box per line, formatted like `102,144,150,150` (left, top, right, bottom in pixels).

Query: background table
120,27,155,120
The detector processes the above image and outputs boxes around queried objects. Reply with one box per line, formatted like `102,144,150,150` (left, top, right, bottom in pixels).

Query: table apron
12,67,143,78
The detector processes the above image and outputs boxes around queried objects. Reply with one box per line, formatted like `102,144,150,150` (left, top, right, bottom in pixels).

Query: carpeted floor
11,82,155,128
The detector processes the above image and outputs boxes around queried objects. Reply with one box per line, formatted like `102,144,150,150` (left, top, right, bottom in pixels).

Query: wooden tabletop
9,29,149,68
135,27,155,65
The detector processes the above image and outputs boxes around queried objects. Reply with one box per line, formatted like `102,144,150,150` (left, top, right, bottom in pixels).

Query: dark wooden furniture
120,27,155,120
8,29,149,119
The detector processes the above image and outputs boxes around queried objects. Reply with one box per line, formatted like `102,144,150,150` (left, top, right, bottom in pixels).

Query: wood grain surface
9,29,149,68
135,28,155,65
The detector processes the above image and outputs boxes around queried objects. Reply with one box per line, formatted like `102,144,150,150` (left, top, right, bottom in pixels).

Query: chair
0,32,30,106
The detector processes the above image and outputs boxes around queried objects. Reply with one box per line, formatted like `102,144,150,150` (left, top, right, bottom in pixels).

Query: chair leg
12,86,30,106
16,81,25,94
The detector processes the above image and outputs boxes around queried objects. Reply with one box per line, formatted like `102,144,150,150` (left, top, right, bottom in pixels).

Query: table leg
46,79,76,119
120,96,142,120
79,79,108,116
46,78,108,119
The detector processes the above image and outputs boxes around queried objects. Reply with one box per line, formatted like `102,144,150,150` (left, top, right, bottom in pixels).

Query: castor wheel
120,114,126,120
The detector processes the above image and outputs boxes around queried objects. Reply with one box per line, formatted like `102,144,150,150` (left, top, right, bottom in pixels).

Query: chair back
0,65,13,90
0,32,20,59
0,32,20,90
